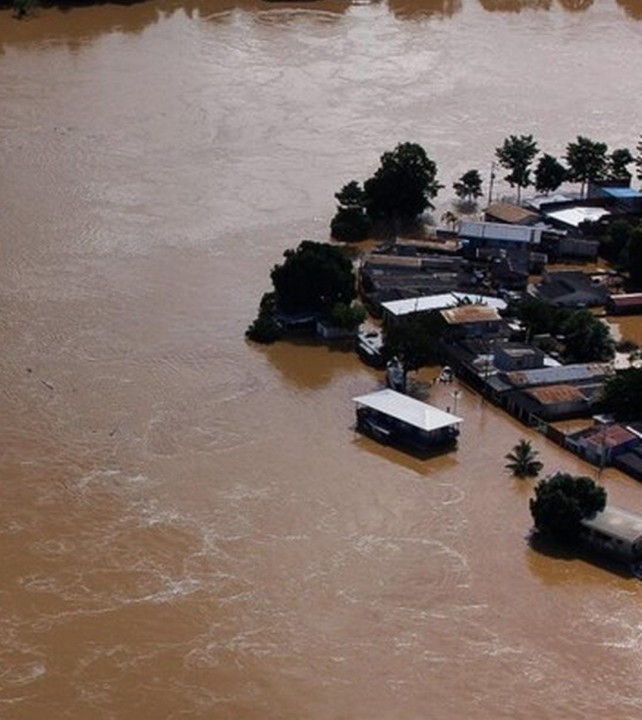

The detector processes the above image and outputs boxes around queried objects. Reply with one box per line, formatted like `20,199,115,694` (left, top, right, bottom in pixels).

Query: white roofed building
381,292,507,325
353,389,462,453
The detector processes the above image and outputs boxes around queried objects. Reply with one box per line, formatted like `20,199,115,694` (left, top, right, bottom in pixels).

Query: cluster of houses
346,180,642,573
354,179,642,481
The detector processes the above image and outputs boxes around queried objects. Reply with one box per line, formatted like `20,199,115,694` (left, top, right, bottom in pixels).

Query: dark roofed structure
533,271,609,308
606,293,642,315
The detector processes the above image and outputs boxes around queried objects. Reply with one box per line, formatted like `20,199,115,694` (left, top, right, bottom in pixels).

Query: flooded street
2,1,642,717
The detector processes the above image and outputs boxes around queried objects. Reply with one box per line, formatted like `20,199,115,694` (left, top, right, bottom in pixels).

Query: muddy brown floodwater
2,1,642,718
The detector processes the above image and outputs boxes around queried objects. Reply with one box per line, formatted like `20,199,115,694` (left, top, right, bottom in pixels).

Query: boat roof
353,389,462,432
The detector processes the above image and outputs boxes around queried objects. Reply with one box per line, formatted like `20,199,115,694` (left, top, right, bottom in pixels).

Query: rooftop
525,192,579,211
583,424,638,449
441,305,503,325
545,206,611,229
381,292,507,318
459,220,539,243
526,384,586,405
608,293,642,307
602,187,642,199
497,344,542,359
504,363,611,388
485,202,540,225
353,389,462,432
581,505,642,544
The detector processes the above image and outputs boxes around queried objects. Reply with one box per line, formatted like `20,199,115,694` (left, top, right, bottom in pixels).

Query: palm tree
505,439,543,478
440,210,459,231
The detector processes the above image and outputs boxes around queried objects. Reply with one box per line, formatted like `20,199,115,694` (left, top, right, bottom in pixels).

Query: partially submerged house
567,423,640,466
580,505,642,564
353,388,462,453
499,363,611,423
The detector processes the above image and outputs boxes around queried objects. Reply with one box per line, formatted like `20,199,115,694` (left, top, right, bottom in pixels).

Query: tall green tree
534,154,567,194
495,134,539,204
453,169,483,203
505,439,543,478
270,241,356,313
516,297,568,337
382,311,446,373
565,135,608,197
625,227,642,286
330,181,372,242
530,472,607,541
608,147,634,183
335,180,366,209
363,142,442,225
601,367,642,420
600,219,634,264
560,310,615,363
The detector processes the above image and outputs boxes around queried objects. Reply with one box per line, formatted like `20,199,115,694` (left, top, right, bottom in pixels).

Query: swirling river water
2,1,642,718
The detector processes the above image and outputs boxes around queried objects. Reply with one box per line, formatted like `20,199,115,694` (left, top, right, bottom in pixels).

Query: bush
330,302,366,331
530,472,606,541
246,314,282,344
271,241,356,313
330,207,371,243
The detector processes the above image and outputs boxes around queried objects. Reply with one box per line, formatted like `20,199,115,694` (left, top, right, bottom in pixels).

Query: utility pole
451,389,461,415
487,161,496,206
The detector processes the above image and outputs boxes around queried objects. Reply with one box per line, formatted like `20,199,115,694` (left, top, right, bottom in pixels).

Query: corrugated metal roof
459,220,539,243
526,384,586,405
441,305,502,325
382,292,507,317
526,193,578,211
353,389,462,432
603,187,642,199
486,202,539,224
504,363,611,388
583,424,638,449
581,505,642,544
